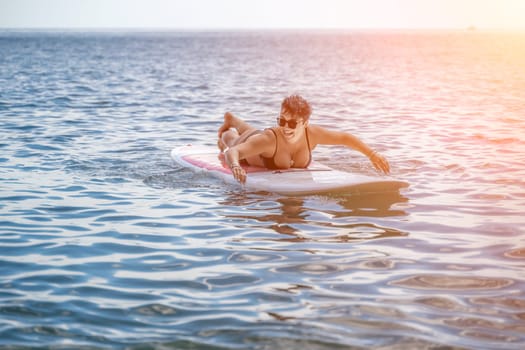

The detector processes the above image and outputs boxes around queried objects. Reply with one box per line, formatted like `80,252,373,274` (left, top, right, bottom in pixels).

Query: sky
1,0,524,30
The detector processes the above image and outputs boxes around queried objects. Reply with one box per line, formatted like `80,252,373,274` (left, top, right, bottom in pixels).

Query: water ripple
1,30,525,350
390,274,515,291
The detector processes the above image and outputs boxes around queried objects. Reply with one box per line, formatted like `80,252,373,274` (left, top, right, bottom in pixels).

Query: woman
218,95,390,184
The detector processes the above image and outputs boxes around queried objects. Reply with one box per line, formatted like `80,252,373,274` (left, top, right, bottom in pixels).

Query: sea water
1,30,524,349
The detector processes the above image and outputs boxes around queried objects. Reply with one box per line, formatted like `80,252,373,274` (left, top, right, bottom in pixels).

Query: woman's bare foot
217,138,227,152
218,112,234,138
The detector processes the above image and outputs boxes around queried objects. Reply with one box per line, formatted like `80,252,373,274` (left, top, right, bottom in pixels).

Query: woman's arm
225,131,275,184
309,125,390,174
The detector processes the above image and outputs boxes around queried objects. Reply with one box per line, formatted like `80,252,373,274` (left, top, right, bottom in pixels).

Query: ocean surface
1,29,524,349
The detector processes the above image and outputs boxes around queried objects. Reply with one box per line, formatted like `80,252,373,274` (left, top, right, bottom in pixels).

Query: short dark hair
281,95,312,121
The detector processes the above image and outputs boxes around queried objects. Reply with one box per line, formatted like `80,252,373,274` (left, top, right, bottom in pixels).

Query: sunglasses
276,117,302,129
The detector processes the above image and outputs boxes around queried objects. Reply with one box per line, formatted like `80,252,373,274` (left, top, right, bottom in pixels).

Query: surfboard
171,145,408,196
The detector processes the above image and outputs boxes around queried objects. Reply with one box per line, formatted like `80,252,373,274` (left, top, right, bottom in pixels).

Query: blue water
1,30,525,349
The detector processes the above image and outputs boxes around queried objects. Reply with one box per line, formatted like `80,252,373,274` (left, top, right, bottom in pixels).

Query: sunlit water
1,30,524,349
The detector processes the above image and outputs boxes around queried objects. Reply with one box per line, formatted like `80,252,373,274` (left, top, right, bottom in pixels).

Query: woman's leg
218,112,258,151
217,112,266,167
218,128,239,151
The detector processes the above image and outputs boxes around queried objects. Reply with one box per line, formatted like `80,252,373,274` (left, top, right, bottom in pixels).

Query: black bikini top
261,127,312,170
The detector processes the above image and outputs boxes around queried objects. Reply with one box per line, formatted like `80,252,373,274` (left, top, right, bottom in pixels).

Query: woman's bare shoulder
236,128,276,152
261,127,278,137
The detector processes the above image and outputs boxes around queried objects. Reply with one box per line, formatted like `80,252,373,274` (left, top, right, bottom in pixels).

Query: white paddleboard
171,145,408,196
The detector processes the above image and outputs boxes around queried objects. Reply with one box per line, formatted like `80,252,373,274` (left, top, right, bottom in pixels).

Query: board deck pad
171,145,408,196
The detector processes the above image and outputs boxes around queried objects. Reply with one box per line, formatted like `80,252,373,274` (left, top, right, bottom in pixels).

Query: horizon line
1,26,524,32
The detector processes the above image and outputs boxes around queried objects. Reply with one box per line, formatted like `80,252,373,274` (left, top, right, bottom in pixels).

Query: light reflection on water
220,193,409,241
1,30,524,349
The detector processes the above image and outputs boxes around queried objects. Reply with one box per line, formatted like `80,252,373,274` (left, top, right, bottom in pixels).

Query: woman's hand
230,164,247,184
369,151,390,174
225,148,246,184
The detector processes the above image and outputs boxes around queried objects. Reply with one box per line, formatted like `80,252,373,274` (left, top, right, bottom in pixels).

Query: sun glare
1,0,525,29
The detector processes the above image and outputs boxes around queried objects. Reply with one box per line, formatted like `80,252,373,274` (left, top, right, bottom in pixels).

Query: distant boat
467,25,477,31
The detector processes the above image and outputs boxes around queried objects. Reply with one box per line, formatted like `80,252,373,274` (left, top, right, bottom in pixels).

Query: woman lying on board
218,94,390,184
